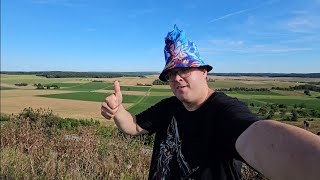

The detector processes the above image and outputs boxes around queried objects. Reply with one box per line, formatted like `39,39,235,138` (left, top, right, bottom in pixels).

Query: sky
1,0,320,73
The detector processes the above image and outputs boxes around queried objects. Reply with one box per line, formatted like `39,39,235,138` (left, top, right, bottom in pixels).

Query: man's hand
101,81,123,120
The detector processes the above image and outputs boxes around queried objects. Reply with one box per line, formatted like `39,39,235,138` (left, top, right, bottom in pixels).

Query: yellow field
1,74,319,130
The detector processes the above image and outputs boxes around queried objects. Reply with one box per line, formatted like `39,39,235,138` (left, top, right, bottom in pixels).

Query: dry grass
0,109,265,179
1,90,104,121
0,109,151,179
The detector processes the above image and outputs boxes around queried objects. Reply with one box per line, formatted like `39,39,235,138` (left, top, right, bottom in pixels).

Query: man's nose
173,72,183,81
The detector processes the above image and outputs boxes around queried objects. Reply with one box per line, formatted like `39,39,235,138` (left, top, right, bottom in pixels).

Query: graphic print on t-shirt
155,116,199,179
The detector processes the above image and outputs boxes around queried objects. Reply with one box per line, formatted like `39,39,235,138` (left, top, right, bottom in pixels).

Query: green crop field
64,82,113,91
0,86,16,90
105,85,151,91
44,83,83,88
224,91,283,96
38,92,142,103
128,95,171,114
1,74,319,122
150,88,172,92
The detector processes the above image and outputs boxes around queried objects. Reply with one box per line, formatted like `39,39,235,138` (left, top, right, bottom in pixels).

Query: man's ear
202,68,207,78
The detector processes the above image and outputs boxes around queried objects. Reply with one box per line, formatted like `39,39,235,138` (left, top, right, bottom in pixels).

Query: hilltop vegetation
209,72,320,78
0,71,158,78
1,74,320,179
1,108,267,179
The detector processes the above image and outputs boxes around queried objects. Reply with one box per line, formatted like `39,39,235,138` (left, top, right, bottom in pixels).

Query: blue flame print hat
159,25,213,81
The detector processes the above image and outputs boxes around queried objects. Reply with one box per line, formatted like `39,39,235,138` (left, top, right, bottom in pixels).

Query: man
101,25,320,180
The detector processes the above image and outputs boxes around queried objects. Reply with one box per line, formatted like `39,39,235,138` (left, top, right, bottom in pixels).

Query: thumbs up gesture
101,81,123,120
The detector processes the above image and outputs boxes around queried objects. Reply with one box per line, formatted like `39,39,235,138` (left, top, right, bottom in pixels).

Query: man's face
167,67,207,103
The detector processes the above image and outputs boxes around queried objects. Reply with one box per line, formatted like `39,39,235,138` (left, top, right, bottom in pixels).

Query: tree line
249,103,320,121
208,73,320,78
0,71,155,78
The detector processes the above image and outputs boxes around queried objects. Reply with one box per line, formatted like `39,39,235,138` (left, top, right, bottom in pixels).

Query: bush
0,114,11,121
14,83,28,86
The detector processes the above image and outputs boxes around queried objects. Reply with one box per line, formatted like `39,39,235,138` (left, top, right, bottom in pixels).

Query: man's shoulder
211,92,242,104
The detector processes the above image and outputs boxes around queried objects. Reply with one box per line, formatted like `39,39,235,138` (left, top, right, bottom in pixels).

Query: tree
291,110,298,121
258,106,268,116
267,109,275,119
280,109,287,119
298,103,306,109
304,90,311,96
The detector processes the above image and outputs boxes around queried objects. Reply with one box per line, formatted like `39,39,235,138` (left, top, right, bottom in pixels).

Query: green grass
223,91,282,96
253,98,320,110
0,86,16,90
150,88,172,92
44,83,82,88
64,82,112,91
128,95,171,114
105,86,151,91
38,92,141,103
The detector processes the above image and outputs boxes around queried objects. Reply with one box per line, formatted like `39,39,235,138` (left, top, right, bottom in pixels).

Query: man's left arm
236,120,320,180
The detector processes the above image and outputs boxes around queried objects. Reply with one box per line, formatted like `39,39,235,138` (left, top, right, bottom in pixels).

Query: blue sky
1,0,320,73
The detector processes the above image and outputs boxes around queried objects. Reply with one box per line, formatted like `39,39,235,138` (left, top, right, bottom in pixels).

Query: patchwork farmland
1,74,320,133
1,73,320,179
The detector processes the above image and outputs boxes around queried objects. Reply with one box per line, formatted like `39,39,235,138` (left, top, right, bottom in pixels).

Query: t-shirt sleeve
217,95,261,161
135,98,172,134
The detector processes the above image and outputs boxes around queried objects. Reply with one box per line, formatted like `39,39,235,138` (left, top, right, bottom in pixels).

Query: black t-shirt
136,92,260,180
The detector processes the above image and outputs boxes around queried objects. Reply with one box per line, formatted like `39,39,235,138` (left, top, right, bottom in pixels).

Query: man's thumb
114,81,122,101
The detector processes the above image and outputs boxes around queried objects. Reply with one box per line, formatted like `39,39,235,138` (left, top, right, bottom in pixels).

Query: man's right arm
113,104,148,136
101,81,148,136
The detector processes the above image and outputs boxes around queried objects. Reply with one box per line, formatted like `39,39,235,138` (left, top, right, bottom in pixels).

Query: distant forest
0,71,158,78
1,71,320,78
208,73,320,78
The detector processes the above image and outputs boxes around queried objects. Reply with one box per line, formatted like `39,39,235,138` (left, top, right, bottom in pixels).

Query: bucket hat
159,25,212,81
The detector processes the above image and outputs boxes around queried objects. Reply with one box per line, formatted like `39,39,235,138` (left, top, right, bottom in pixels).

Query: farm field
1,74,320,133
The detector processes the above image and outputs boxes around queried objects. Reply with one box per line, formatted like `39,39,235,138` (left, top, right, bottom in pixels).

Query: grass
38,92,142,103
223,91,283,96
0,108,151,179
253,98,320,110
0,86,16,90
150,88,172,92
128,96,171,115
105,86,151,92
64,82,113,91
44,83,82,88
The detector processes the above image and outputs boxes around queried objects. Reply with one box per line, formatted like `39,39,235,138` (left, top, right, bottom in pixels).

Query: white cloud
200,39,313,55
208,8,251,23
285,16,320,33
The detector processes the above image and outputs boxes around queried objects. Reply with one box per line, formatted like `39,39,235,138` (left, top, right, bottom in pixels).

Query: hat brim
159,65,213,82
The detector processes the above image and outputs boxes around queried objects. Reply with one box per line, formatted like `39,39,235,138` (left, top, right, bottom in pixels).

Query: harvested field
94,77,157,86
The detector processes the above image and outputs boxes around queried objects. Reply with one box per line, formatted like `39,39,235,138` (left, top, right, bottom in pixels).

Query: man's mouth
176,85,187,89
